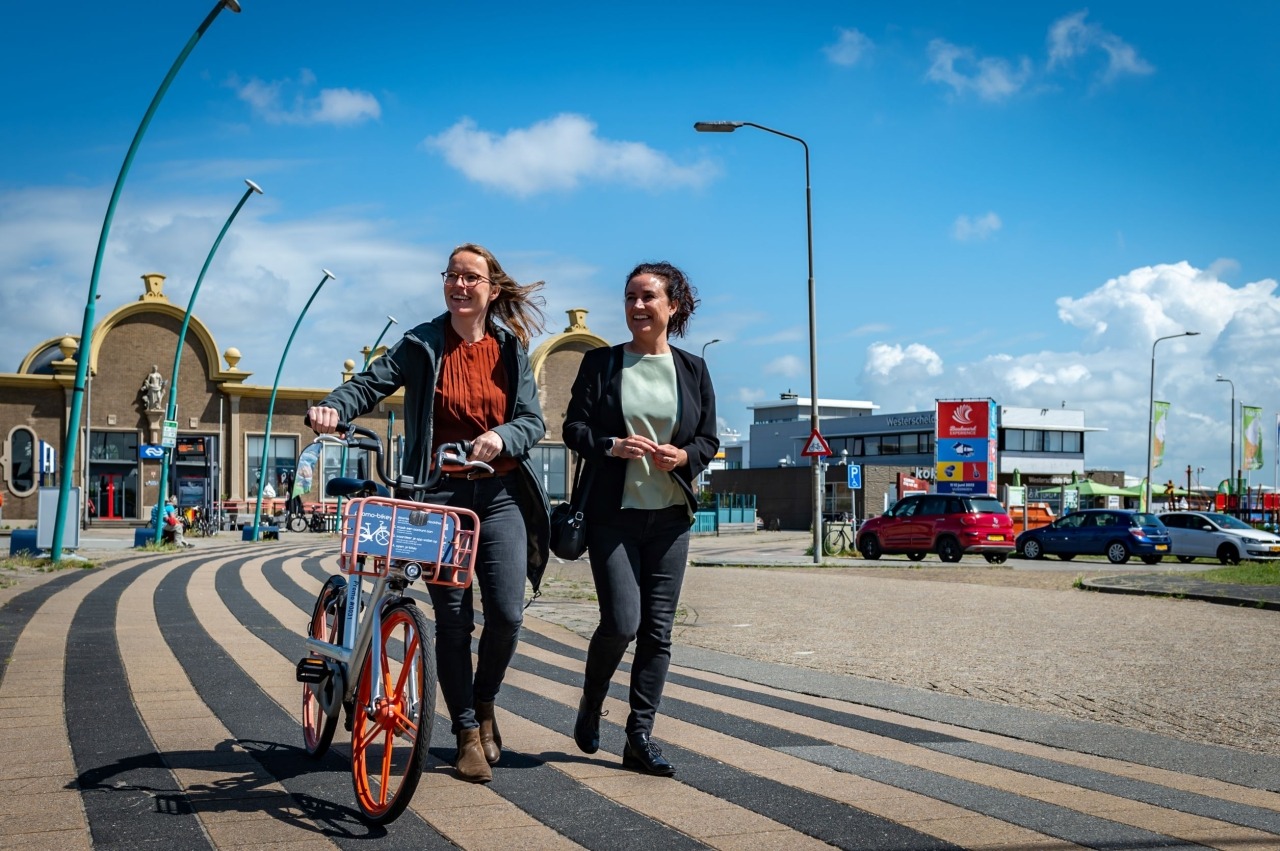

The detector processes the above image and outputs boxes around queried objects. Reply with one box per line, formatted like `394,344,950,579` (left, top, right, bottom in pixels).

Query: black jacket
563,344,719,523
319,312,550,591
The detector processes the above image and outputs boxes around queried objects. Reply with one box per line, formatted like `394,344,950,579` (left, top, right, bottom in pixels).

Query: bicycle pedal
295,657,330,684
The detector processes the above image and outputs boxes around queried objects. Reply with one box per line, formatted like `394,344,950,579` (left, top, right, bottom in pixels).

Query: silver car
1159,511,1280,565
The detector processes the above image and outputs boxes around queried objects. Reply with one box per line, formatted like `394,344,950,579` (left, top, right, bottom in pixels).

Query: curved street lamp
250,270,334,540
153,179,262,542
1145,331,1199,510
695,120,822,563
700,338,721,360
364,315,399,369
1216,374,1236,496
50,0,243,562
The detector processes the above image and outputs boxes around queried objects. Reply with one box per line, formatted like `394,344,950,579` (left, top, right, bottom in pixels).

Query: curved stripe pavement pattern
4,541,1280,850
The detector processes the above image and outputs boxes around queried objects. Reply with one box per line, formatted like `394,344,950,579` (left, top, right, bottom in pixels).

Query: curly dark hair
626,261,699,338
450,243,547,347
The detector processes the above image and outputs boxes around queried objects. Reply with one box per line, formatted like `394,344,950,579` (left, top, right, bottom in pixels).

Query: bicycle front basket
338,496,477,587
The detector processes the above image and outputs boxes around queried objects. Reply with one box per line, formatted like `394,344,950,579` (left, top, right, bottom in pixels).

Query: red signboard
936,400,991,439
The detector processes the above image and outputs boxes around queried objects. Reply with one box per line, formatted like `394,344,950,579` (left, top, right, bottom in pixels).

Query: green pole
250,270,334,540
336,316,399,520
154,179,262,542
50,0,242,562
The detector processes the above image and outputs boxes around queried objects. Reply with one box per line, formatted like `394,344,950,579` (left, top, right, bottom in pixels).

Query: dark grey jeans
425,473,527,733
583,505,690,737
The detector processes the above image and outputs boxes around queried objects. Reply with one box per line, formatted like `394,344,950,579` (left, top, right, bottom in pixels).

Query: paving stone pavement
2,529,1279,849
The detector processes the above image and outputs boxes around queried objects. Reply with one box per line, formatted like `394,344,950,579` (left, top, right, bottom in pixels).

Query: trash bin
134,528,157,548
9,529,39,556
242,525,280,541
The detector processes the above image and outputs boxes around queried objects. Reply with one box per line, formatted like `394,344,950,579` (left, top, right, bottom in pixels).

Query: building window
531,444,570,502
1000,428,1084,453
863,436,881,456
5,426,37,496
1063,431,1082,452
89,431,139,461
881,435,900,455
247,435,298,496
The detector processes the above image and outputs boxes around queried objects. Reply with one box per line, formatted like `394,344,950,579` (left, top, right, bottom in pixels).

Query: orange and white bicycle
294,422,486,824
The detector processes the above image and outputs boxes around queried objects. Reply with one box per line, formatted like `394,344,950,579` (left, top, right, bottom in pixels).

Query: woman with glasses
562,261,719,775
306,243,549,784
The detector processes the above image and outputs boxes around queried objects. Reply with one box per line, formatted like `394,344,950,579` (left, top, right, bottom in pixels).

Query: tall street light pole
700,338,721,360
1145,330,1199,510
364,316,399,369
695,120,823,564
250,270,334,540
50,0,243,563
1216,374,1236,496
154,179,262,542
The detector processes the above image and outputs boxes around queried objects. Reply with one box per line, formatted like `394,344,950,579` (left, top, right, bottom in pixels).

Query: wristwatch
605,437,618,456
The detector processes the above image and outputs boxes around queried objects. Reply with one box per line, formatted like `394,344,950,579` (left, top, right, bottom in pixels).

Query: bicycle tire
302,575,346,758
351,600,436,825
822,528,849,556
288,513,309,534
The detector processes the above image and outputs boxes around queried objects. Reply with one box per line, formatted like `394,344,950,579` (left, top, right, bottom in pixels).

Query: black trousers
582,505,690,737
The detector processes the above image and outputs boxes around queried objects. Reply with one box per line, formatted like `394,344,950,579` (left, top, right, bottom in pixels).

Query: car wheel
906,552,926,561
1021,538,1044,560
937,537,962,563
1218,543,1241,565
859,535,882,561
1057,554,1075,561
1141,555,1163,565
984,553,1007,564
1176,555,1195,564
1106,541,1130,564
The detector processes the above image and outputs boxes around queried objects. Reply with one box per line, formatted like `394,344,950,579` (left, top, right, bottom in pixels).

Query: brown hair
450,243,547,347
627,261,699,338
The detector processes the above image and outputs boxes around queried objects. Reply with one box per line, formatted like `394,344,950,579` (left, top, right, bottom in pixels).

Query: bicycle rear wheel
351,600,436,825
302,575,346,758
288,513,309,533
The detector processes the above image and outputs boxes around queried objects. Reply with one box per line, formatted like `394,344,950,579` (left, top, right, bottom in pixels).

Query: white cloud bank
926,39,1033,102
824,28,873,67
1048,10,1154,84
860,262,1280,480
233,69,381,126
425,114,717,197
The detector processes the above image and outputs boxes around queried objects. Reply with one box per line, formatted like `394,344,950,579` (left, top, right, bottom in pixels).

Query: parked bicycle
286,506,329,534
184,505,221,538
295,422,485,824
822,515,858,556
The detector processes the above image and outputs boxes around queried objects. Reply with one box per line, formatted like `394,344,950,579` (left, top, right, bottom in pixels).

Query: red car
856,493,1014,564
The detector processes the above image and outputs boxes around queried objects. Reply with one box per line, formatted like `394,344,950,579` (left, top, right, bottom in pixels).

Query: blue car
1016,508,1171,565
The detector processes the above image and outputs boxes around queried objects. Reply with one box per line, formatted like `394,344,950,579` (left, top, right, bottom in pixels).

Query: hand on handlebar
468,430,504,464
306,406,342,434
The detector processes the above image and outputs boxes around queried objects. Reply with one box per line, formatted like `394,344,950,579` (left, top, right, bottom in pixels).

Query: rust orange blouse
433,323,517,474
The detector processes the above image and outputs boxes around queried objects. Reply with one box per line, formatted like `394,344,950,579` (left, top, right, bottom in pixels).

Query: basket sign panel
343,502,456,562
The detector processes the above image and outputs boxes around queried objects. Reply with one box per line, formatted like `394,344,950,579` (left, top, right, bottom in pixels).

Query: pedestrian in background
306,242,549,784
562,261,719,775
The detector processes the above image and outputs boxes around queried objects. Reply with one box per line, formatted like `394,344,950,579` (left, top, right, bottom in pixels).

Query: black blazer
563,344,719,523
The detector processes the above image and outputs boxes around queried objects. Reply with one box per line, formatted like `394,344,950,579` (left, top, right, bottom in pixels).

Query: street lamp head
244,179,263,194
1184,331,1201,337
387,315,398,325
321,269,336,281
1216,374,1228,382
694,121,743,133
223,0,242,11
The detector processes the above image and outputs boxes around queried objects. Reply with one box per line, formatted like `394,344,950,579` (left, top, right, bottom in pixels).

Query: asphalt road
3,532,1280,849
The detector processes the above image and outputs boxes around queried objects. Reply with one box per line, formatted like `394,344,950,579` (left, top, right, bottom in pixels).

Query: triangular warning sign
800,429,832,458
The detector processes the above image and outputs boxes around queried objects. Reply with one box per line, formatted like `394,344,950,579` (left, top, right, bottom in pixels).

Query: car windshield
965,496,1007,515
1133,513,1163,527
1205,513,1253,530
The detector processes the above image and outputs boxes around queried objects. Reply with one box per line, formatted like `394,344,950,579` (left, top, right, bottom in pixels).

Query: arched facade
0,283,610,529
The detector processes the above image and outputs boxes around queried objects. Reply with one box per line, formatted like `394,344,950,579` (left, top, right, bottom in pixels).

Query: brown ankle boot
454,728,492,783
474,700,502,765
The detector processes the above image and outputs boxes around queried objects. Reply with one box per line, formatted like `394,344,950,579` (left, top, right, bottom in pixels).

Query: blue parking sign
847,464,862,489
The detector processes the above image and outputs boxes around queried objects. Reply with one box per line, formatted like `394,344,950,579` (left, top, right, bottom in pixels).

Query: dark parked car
856,493,1014,564
1016,509,1170,565
1159,511,1280,564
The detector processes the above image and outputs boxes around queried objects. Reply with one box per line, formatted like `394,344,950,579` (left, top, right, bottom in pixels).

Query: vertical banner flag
1152,401,1170,469
1243,405,1264,470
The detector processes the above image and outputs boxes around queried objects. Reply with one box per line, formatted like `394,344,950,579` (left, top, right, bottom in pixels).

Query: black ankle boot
574,695,606,754
622,732,674,776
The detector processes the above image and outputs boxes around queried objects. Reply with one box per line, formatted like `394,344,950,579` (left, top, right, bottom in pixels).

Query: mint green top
620,351,685,510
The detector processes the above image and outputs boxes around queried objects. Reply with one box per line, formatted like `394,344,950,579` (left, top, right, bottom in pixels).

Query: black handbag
549,459,594,560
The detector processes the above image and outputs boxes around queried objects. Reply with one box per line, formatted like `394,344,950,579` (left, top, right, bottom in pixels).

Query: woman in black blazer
562,261,719,775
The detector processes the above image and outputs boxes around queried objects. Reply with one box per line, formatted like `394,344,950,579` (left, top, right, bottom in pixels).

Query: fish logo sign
952,404,973,426
953,442,975,458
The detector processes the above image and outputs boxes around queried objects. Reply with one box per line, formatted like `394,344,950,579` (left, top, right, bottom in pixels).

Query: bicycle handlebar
306,415,494,499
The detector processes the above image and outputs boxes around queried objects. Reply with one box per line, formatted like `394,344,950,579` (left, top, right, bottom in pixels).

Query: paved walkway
2,530,1280,848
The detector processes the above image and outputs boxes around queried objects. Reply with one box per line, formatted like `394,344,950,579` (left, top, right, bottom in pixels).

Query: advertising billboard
935,399,997,495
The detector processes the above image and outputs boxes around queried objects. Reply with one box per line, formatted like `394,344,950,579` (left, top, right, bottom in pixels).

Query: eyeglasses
441,271,491,288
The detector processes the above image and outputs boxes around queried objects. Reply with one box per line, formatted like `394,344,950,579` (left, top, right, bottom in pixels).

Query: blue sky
3,1,1280,487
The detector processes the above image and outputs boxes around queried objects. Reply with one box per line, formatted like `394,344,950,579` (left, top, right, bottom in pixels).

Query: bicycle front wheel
351,601,437,825
822,529,846,556
288,513,309,533
303,575,346,758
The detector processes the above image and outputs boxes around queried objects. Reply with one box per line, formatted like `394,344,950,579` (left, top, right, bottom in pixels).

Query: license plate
1271,546,1280,553
989,534,1005,541
1155,544,1168,551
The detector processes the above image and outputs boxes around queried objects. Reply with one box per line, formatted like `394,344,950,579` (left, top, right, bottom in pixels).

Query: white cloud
824,28,873,67
926,39,1032,101
425,114,717,197
233,70,381,126
764,354,804,378
864,342,944,377
952,211,1002,241
1047,10,1153,84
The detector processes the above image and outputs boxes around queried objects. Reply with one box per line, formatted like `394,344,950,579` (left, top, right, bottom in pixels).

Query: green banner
1243,405,1264,470
1152,401,1170,469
